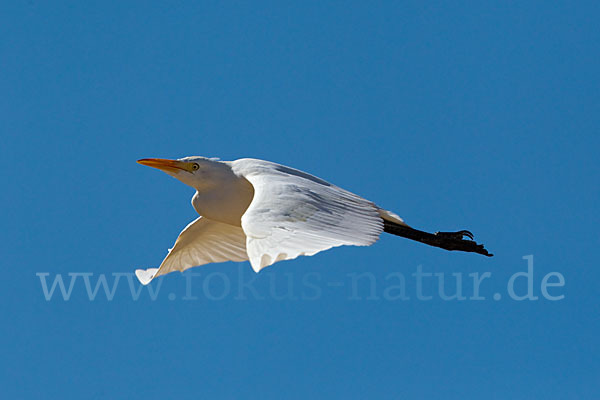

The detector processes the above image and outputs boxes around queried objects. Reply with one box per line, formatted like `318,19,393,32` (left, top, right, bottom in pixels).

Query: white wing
135,217,248,284
232,159,383,272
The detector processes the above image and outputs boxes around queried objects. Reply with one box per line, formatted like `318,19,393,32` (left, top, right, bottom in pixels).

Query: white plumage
135,157,405,284
236,159,384,271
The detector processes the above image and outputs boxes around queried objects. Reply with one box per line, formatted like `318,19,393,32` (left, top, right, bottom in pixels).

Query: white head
137,156,234,190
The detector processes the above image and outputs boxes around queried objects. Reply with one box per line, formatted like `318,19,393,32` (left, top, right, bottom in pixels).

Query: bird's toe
458,230,474,240
435,230,475,241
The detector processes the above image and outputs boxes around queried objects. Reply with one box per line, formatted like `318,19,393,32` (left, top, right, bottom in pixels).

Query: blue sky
1,1,599,398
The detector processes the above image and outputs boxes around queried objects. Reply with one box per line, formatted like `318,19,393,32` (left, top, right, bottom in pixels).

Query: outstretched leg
382,220,493,257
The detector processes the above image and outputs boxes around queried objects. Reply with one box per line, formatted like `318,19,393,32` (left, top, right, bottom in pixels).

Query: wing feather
135,217,247,284
232,159,383,272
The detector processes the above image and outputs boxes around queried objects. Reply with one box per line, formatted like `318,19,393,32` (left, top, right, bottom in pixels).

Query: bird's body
135,157,491,285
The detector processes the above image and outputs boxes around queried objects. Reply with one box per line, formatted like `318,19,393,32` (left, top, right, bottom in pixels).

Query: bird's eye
191,163,200,171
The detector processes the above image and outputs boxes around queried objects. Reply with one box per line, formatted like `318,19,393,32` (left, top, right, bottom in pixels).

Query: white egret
135,157,491,285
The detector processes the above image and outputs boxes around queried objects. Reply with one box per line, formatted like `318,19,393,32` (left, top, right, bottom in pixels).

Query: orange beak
137,158,194,173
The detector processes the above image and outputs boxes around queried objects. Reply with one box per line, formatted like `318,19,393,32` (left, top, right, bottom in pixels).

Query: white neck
191,175,254,227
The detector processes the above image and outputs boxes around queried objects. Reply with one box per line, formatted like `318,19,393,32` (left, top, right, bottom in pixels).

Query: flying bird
135,157,492,285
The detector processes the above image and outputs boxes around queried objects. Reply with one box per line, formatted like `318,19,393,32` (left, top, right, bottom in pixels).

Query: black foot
433,230,493,257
